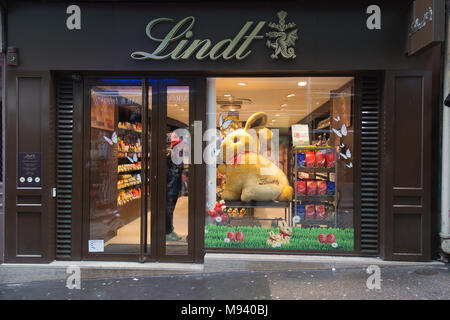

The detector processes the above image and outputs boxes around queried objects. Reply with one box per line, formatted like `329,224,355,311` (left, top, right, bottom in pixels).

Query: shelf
293,146,338,227
117,182,141,190
118,127,142,134
294,220,336,227
224,200,291,208
118,196,141,207
294,195,335,202
118,152,142,158
295,167,335,173
118,168,142,174
294,145,334,150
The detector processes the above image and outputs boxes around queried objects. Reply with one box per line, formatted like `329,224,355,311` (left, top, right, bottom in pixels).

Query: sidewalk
0,254,445,284
0,264,448,300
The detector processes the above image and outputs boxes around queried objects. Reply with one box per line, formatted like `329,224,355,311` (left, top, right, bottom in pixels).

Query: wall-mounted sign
407,0,444,55
131,10,298,61
18,152,42,187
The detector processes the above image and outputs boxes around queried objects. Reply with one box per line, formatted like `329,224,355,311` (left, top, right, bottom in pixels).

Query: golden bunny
218,112,293,202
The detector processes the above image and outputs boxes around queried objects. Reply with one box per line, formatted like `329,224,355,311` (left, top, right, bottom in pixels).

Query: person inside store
165,132,186,241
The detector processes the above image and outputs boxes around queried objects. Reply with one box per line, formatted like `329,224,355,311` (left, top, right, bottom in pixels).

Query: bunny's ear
244,112,268,131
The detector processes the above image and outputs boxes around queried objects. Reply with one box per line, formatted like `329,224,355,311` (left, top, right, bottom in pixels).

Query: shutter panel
359,76,381,253
56,79,74,259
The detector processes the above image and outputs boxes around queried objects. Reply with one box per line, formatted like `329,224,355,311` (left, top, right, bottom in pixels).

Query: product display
305,152,315,168
315,150,327,167
296,180,306,195
118,162,142,173
317,180,327,195
118,121,142,133
326,152,335,167
305,204,315,220
114,102,144,225
204,77,355,252
118,187,141,206
293,146,337,227
306,180,317,196
315,204,326,220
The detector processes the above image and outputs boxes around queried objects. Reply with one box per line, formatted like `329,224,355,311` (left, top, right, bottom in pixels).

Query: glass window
205,77,355,251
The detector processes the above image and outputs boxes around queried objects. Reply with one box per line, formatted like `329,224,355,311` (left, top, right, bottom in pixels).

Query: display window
205,77,356,251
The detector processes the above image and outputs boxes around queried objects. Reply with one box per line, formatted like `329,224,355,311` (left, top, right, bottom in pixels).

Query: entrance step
203,253,445,273
0,255,444,284
0,261,203,284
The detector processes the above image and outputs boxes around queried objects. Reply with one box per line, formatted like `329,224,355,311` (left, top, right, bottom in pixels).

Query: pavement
0,254,448,300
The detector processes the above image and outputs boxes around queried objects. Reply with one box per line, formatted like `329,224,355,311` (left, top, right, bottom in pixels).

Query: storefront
0,0,445,264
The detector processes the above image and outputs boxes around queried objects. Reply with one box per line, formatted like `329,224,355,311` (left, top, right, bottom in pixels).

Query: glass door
87,79,147,258
85,78,199,262
151,79,196,261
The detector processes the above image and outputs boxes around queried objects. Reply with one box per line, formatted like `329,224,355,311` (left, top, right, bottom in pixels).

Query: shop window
205,77,355,251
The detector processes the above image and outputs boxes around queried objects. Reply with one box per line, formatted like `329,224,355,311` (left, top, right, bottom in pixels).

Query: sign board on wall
291,124,310,146
407,0,445,55
18,152,42,187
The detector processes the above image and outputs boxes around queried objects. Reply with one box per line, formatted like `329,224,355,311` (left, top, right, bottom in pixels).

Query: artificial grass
205,224,354,251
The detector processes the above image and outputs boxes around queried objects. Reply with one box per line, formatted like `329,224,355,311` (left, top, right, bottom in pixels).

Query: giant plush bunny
218,112,293,202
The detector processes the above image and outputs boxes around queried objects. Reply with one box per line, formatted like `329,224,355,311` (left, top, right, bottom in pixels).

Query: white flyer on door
291,124,310,146
88,240,104,252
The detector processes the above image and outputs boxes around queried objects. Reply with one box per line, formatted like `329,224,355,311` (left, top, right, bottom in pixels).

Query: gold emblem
266,11,298,59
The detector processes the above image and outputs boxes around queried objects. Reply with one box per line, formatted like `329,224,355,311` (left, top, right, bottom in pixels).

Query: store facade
0,0,445,264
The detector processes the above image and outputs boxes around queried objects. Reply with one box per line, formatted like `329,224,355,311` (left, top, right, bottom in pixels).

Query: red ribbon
231,151,251,165
279,230,291,239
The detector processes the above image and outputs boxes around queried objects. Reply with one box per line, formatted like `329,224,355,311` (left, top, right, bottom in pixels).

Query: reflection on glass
165,86,189,255
205,77,355,252
89,85,144,254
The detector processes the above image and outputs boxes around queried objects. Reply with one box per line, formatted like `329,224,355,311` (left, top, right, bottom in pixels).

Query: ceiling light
275,114,280,117
298,81,308,87
224,94,231,97
281,104,288,107
180,108,185,111
237,82,247,86
287,93,295,98
271,119,276,122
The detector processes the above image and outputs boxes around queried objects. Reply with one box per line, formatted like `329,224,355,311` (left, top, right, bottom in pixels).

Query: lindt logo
131,11,298,61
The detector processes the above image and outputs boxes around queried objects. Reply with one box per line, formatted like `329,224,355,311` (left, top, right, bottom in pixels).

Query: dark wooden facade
0,0,444,263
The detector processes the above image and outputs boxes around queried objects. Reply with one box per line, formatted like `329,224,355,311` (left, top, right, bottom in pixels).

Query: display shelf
224,200,291,226
118,127,142,134
294,195,335,202
118,195,141,207
117,181,141,190
118,168,141,174
295,167,335,173
293,146,338,228
117,152,142,158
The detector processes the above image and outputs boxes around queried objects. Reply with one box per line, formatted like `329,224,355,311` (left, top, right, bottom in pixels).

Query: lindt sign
131,11,298,61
